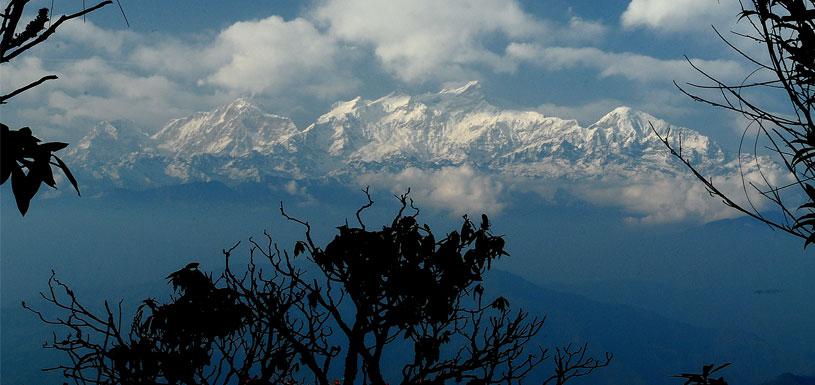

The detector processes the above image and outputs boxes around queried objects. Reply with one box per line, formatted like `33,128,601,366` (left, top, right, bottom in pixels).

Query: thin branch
0,74,57,103
355,186,374,230
651,122,806,240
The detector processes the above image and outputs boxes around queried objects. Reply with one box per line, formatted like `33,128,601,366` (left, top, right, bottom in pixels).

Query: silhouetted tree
1,0,119,215
653,0,815,246
26,265,258,384
27,192,611,385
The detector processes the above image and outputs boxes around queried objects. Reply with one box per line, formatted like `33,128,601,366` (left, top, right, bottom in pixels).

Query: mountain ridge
64,81,745,192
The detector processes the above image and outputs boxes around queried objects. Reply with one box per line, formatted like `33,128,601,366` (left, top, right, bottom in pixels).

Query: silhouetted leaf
307,290,319,308
294,241,306,257
473,284,484,298
805,232,815,248
481,214,490,230
0,124,11,185
39,142,68,152
52,155,79,196
491,296,509,312
11,167,33,215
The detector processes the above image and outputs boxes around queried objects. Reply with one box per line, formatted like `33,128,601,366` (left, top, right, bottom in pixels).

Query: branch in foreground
650,122,806,241
0,74,57,104
1,0,112,63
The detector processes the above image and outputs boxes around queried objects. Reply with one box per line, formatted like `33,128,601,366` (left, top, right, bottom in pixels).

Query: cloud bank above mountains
2,0,749,141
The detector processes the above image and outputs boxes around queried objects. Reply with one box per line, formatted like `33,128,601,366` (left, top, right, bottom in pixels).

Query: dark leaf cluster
107,264,249,384
743,0,815,92
1,0,114,215
0,123,78,215
6,7,48,49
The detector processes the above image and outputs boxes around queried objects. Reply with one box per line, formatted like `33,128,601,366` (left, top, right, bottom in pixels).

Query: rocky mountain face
65,81,729,190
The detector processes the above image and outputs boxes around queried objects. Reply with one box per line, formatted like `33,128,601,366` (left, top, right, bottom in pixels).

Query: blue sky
3,0,760,148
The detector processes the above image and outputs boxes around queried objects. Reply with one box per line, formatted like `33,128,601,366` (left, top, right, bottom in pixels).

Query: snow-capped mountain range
65,81,730,190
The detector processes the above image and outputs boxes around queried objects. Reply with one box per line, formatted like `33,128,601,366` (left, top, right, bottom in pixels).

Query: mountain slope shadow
483,270,802,385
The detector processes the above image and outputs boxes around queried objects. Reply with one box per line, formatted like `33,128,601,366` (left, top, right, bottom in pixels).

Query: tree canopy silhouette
0,0,119,215
26,192,611,385
653,0,815,246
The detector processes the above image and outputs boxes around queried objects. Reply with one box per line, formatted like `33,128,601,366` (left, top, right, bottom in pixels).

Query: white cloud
355,158,789,224
621,0,737,32
312,0,548,82
507,44,744,84
2,16,359,132
580,176,731,223
204,16,355,97
55,19,139,55
358,165,505,215
1,54,220,130
566,16,608,42
126,16,357,98
572,156,790,224
129,38,214,81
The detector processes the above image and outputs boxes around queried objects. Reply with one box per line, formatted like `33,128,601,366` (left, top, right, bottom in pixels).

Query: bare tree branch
0,74,56,103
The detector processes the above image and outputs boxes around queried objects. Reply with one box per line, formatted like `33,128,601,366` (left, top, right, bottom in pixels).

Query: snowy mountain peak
591,106,667,140
596,106,649,127
606,106,634,116
439,80,481,96
587,106,721,165
320,96,364,122
224,96,255,110
152,98,298,157
73,120,148,152
65,120,154,175
370,92,412,113
79,121,120,147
